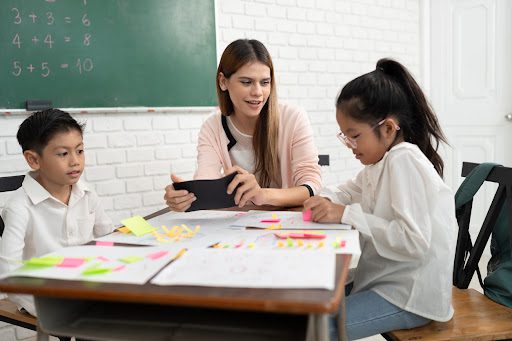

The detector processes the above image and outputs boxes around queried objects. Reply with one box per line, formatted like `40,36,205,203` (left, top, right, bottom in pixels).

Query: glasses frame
336,119,387,149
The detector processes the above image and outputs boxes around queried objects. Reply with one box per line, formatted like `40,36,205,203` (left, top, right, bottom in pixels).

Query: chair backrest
318,154,330,166
453,162,512,289
0,175,25,237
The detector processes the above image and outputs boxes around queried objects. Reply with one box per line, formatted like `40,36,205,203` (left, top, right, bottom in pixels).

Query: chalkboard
0,0,217,109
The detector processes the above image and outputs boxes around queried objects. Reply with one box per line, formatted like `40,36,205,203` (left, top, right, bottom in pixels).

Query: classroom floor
28,255,490,341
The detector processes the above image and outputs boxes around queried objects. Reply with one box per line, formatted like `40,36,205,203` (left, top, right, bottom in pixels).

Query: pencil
172,248,187,261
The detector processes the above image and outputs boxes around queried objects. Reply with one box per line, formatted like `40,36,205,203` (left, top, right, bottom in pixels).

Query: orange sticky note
120,216,155,237
117,226,131,234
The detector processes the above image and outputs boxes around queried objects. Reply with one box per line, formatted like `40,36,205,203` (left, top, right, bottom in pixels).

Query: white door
429,0,512,250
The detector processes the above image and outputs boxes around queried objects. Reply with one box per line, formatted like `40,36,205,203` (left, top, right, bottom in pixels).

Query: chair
0,175,24,236
382,162,512,341
0,175,37,330
318,154,330,166
0,175,71,341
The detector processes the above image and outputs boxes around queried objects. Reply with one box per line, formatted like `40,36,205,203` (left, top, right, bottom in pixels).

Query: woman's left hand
303,196,345,223
226,166,267,207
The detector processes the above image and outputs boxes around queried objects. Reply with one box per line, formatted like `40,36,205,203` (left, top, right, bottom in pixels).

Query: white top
0,172,113,315
226,116,256,174
321,142,457,321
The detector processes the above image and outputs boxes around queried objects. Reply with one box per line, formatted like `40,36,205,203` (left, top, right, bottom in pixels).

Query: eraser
25,100,52,111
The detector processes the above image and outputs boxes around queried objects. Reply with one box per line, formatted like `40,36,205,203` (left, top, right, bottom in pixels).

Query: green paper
24,256,64,267
119,255,144,264
82,266,112,276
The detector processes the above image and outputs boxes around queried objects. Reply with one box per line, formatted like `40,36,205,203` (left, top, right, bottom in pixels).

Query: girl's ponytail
376,59,447,177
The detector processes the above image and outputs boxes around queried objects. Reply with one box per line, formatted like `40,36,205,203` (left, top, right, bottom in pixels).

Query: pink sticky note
58,257,85,268
96,241,114,246
146,250,169,260
112,265,126,272
261,219,281,223
302,210,312,221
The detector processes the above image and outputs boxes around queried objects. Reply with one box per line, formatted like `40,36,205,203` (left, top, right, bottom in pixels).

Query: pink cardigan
194,102,322,194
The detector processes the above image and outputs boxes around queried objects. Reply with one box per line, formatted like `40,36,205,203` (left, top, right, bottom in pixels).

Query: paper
94,222,222,248
212,229,361,255
231,211,351,230
57,257,86,268
120,215,156,236
96,241,114,246
173,172,238,211
153,210,247,221
151,249,335,290
274,231,326,239
3,245,182,284
302,210,312,221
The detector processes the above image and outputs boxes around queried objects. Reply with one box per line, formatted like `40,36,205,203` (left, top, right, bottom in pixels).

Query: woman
165,39,322,211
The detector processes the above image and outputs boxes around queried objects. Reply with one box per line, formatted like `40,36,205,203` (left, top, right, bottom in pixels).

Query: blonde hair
216,39,279,187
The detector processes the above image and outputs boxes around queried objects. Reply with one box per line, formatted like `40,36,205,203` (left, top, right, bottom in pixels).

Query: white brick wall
0,1,421,338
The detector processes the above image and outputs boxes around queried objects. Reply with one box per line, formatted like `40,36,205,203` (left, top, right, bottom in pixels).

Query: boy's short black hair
17,108,85,154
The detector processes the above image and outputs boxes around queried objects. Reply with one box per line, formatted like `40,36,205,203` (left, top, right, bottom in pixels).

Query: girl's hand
164,174,196,212
303,196,345,223
226,166,267,207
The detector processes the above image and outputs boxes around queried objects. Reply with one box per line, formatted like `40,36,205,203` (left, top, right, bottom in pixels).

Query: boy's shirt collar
23,171,90,206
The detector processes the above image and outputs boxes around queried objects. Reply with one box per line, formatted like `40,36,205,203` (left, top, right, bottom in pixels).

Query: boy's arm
0,205,29,273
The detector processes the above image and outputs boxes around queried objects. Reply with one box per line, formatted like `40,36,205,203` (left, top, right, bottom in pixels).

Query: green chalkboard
0,0,217,109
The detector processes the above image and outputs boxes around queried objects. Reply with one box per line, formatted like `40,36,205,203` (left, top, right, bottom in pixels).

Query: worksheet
95,210,247,247
231,210,351,230
2,245,182,284
151,249,336,290
211,229,361,255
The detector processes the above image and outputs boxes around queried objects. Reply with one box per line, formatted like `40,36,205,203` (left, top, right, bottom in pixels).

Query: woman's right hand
164,174,196,212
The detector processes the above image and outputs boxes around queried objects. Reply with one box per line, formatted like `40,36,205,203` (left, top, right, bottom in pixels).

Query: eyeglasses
336,119,387,149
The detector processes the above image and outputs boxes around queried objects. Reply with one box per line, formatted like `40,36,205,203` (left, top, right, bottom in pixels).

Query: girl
165,39,322,211
303,59,458,340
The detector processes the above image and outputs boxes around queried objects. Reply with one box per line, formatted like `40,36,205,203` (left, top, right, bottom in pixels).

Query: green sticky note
119,255,144,264
24,256,64,267
120,215,155,236
82,266,112,276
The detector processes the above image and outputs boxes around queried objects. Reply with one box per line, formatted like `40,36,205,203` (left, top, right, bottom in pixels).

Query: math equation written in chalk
8,0,93,79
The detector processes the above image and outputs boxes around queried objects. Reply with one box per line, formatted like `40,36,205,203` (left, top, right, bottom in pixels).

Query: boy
0,108,113,316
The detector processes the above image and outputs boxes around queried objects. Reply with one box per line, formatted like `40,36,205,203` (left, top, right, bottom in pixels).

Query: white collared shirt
321,142,457,322
0,172,113,315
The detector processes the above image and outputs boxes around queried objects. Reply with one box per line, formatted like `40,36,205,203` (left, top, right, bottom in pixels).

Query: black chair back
453,162,512,288
0,175,25,236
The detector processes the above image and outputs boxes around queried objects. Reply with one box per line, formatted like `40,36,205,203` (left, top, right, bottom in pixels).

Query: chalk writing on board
9,1,92,79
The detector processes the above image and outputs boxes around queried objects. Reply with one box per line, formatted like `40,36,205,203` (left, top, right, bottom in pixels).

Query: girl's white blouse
322,142,457,321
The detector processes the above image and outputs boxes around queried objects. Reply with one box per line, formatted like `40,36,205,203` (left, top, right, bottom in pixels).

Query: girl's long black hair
336,58,447,177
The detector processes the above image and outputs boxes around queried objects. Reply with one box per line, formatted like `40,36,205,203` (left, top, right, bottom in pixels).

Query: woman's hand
164,174,196,212
303,196,345,223
226,166,267,207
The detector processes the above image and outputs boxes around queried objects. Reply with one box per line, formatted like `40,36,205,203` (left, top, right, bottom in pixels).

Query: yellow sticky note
119,255,144,264
121,215,155,237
